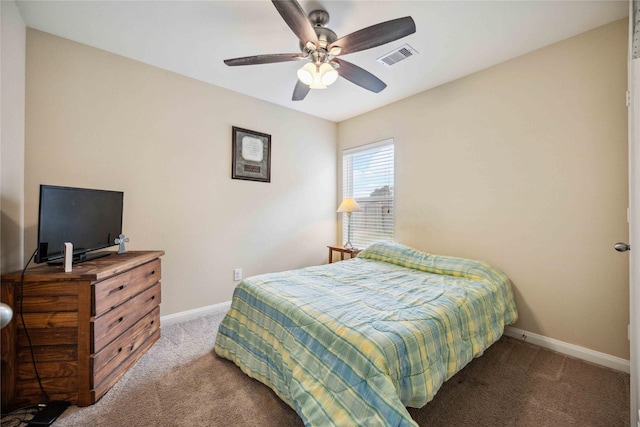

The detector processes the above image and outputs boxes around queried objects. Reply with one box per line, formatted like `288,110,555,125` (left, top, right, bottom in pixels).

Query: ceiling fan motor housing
309,9,330,26
299,10,338,52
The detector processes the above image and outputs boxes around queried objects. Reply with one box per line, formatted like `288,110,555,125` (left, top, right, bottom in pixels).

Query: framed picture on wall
231,126,271,183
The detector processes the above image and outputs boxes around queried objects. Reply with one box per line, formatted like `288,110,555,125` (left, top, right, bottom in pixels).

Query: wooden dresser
1,250,163,410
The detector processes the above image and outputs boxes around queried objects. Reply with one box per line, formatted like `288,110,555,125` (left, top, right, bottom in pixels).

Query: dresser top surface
2,250,165,282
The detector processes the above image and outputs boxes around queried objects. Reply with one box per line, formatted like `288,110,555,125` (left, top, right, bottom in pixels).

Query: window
341,139,394,248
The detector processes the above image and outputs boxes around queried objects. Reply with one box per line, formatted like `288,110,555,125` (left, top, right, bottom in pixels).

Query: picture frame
231,126,271,183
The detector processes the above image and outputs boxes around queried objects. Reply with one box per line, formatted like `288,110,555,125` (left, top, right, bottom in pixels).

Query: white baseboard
160,304,630,374
504,326,630,373
160,300,231,327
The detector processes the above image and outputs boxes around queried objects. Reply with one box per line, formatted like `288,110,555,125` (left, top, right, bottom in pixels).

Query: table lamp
337,198,361,249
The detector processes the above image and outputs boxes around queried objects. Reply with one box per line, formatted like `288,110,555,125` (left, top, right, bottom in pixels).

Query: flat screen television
35,185,124,264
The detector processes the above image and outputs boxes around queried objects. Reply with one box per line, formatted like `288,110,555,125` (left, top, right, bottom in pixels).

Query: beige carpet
49,313,628,426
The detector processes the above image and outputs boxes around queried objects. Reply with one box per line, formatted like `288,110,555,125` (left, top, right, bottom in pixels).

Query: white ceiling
16,0,629,122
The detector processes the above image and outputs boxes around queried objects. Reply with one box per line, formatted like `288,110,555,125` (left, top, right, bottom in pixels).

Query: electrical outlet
234,268,242,281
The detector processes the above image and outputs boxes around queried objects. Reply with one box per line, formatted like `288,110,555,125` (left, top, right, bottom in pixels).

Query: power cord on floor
17,249,49,405
0,404,42,427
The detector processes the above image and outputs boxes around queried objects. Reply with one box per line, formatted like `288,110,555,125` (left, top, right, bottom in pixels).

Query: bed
215,242,518,426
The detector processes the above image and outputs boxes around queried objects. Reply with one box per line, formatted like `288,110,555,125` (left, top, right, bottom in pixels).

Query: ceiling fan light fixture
309,72,327,89
297,62,337,89
297,62,316,85
319,63,338,85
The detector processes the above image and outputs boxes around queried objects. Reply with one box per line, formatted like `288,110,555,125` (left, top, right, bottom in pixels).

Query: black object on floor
27,401,70,426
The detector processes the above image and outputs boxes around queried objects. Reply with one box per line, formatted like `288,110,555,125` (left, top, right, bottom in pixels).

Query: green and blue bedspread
215,242,518,426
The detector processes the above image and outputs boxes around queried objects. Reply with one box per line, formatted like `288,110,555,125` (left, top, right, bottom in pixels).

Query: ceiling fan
223,0,416,101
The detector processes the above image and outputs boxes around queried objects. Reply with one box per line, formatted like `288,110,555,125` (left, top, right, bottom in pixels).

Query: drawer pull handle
118,347,122,353
108,285,125,295
149,270,156,276
109,317,124,328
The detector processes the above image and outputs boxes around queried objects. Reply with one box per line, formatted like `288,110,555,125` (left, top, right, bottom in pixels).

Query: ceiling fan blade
292,80,311,101
334,58,387,93
329,16,416,56
224,53,304,66
272,0,319,47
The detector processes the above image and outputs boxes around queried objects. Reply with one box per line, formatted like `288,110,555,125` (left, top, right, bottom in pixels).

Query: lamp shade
337,198,361,213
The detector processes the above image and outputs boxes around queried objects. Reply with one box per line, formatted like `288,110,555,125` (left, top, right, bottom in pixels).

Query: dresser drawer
92,306,160,389
93,259,161,317
92,328,160,404
92,282,161,353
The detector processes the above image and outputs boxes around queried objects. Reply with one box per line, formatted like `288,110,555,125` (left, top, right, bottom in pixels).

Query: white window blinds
342,139,394,249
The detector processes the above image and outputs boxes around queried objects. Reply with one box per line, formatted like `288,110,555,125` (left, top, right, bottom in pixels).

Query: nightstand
327,245,362,263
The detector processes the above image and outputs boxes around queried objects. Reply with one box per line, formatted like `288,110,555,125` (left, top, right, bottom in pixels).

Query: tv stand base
47,251,111,266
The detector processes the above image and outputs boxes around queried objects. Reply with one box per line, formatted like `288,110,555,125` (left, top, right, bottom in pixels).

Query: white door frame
628,2,639,425
630,61,639,427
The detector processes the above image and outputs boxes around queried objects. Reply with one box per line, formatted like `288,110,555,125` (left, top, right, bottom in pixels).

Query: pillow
357,241,509,287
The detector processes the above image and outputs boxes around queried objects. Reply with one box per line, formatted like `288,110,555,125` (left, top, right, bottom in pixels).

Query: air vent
377,44,418,67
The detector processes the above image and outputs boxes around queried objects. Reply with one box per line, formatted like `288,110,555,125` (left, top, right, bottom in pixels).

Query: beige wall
24,29,337,315
338,20,629,359
1,1,26,273
15,19,631,359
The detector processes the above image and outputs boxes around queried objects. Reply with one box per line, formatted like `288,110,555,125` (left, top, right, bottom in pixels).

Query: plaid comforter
215,242,518,426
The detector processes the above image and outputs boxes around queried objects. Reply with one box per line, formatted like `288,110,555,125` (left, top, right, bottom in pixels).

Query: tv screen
36,185,124,264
